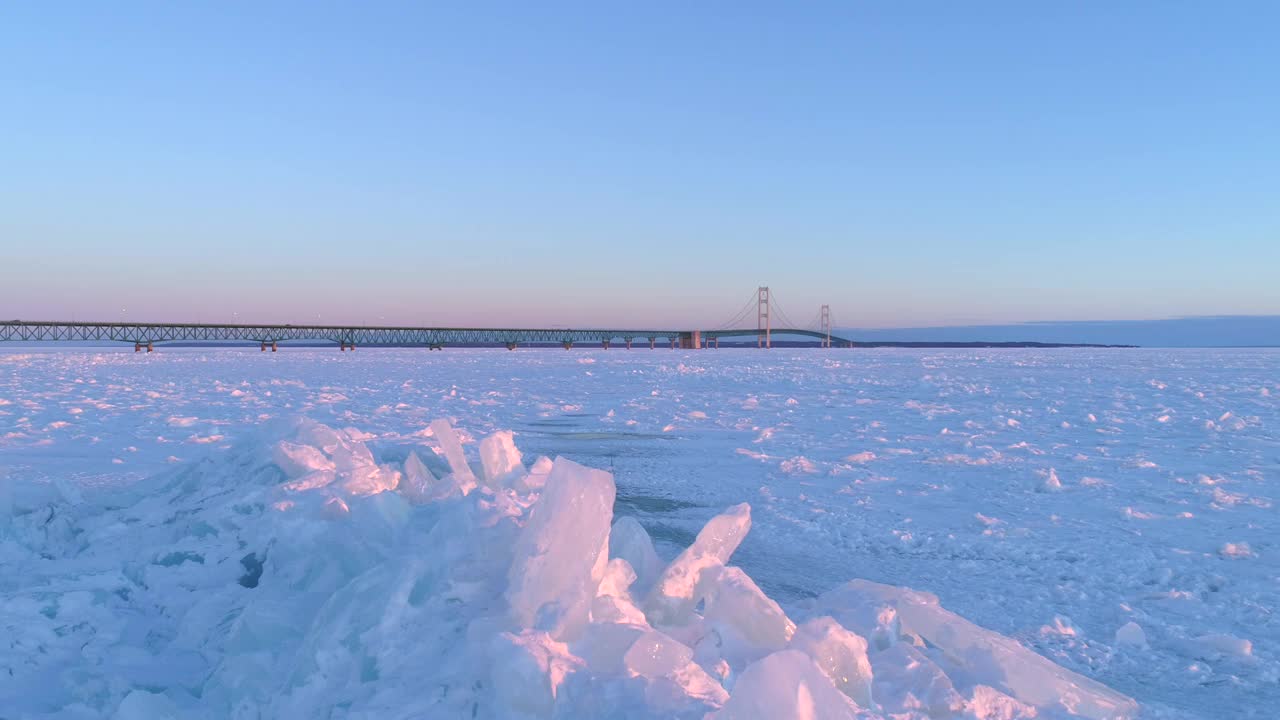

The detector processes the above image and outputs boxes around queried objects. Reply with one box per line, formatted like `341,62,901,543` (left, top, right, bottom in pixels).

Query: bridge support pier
679,331,702,349
625,338,633,350
506,342,517,350
134,342,141,353
272,341,278,352
147,342,153,353
649,337,656,349
261,342,267,352
715,337,720,349
563,341,573,350
670,339,676,349
602,340,609,350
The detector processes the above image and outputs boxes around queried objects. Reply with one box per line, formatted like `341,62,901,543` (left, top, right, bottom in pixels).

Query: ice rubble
0,418,1139,719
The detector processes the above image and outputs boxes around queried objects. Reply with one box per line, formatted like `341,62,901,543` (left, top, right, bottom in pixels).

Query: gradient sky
2,2,1278,331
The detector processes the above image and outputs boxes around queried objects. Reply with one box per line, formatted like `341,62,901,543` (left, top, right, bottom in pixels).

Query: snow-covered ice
1,347,1277,718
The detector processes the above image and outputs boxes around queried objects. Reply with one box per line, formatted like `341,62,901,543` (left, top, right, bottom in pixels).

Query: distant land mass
716,340,1131,349
840,315,1280,348
849,341,1132,349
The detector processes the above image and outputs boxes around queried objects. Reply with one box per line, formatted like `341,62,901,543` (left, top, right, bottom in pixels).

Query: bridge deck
0,321,854,347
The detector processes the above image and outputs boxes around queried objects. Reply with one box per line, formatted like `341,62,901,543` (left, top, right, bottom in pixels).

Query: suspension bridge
1,287,855,351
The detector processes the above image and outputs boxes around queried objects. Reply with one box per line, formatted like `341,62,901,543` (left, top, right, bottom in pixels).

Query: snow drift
0,417,1138,719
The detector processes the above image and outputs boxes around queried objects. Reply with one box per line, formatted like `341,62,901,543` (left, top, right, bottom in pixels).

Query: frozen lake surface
1,348,1276,718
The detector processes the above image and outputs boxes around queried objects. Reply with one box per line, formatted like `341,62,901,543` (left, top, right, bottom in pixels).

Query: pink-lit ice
507,456,615,640
1,414,1142,718
644,503,752,626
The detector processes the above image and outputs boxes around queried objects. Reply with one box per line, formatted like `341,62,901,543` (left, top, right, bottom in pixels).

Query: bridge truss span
0,320,856,349
0,321,700,348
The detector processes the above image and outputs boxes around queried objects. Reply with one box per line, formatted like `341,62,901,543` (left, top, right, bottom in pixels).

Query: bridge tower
823,306,832,348
757,286,771,349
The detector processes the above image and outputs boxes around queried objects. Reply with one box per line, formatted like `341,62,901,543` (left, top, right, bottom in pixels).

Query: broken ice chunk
707,650,864,719
871,643,965,717
281,469,337,493
969,684,1040,719
327,431,377,475
293,419,344,453
399,450,437,504
479,430,524,487
519,455,554,492
808,587,901,652
645,503,751,626
440,469,478,499
624,630,730,707
789,617,874,709
1038,467,1064,493
490,630,585,717
624,629,695,677
1114,621,1148,649
340,463,400,497
598,557,637,598
429,419,476,485
575,621,648,676
703,566,796,667
816,580,1139,719
507,457,616,640
272,440,335,479
610,516,663,595
1188,633,1253,660
593,558,647,626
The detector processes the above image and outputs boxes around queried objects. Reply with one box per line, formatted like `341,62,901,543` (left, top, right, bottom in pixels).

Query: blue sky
2,2,1277,337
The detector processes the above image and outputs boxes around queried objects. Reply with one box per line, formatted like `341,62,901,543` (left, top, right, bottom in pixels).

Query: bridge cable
720,300,757,330
714,291,763,330
719,306,756,331
767,292,804,331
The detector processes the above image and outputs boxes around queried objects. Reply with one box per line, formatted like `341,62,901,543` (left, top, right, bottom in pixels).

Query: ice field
1,347,1276,718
